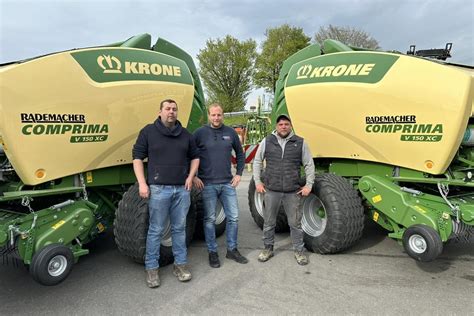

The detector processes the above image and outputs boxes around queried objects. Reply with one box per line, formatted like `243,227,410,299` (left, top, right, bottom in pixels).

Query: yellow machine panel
0,48,195,185
284,52,473,174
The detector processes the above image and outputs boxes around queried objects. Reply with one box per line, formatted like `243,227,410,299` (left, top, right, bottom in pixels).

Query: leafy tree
315,24,380,49
254,24,311,94
197,35,257,112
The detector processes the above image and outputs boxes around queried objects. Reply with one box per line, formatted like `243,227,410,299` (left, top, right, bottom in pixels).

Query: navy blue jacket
193,124,244,184
132,118,199,185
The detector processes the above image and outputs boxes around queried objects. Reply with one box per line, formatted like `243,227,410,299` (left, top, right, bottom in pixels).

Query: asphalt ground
0,170,473,315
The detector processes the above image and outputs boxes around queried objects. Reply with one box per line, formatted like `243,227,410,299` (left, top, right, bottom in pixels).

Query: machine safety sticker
86,172,93,183
96,223,105,233
373,212,379,222
372,195,382,203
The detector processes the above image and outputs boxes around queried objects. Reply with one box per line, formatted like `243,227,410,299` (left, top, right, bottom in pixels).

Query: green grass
224,114,249,126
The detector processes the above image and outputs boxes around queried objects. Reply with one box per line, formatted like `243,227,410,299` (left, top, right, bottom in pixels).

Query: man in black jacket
132,99,199,288
193,103,248,268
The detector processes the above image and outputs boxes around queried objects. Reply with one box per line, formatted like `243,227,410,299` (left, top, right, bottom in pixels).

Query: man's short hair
207,103,223,114
160,99,178,110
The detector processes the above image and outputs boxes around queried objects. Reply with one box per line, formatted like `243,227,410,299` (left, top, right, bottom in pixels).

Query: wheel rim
215,201,226,225
48,255,68,277
408,234,427,254
254,191,265,217
161,218,172,247
301,193,327,237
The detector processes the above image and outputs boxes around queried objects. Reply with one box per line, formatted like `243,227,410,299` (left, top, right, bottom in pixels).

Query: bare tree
315,25,380,49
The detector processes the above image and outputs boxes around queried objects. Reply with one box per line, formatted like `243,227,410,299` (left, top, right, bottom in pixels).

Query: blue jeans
202,183,239,252
145,185,190,270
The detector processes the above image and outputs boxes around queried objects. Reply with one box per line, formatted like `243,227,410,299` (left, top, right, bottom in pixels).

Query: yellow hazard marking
373,212,379,222
372,195,382,203
86,171,93,183
52,220,66,230
414,206,426,214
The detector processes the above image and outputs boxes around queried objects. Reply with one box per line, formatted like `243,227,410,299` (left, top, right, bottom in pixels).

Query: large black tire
448,225,474,243
192,189,226,240
402,224,443,262
302,174,365,254
30,244,74,286
114,183,196,266
248,177,289,232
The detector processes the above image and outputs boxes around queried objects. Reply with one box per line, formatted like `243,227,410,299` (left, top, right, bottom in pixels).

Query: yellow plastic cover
284,52,473,174
0,47,195,184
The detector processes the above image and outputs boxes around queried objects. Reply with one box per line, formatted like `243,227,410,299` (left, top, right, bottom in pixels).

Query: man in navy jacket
133,99,199,288
193,103,248,268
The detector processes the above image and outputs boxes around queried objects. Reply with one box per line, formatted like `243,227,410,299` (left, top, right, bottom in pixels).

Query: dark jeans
263,189,304,252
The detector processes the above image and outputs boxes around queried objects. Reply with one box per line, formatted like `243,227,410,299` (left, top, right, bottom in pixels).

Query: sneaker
294,250,308,265
173,264,192,282
146,268,160,288
226,248,249,264
257,246,274,262
209,251,221,268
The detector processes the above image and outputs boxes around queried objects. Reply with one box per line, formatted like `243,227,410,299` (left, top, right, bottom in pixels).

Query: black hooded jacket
132,117,199,185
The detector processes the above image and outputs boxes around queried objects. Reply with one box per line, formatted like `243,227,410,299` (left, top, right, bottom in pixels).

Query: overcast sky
1,0,473,107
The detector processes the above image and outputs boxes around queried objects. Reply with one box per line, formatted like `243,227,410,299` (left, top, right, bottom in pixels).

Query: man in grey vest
253,114,315,265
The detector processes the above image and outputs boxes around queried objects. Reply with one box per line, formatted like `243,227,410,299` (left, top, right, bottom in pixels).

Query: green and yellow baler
0,33,207,285
249,40,474,261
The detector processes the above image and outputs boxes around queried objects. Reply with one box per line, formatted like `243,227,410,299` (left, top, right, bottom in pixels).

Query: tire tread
304,174,365,254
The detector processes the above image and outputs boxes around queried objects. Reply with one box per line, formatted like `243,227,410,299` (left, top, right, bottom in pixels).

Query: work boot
257,245,274,262
209,251,221,268
173,264,192,282
294,250,309,266
146,268,160,288
226,248,249,264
